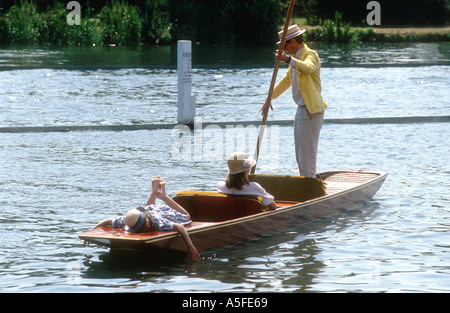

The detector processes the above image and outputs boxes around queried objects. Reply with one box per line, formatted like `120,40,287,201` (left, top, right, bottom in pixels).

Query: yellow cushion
174,191,265,222
249,174,326,202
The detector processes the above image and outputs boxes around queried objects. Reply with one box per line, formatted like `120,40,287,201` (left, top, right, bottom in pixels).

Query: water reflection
81,230,325,292
1,42,448,69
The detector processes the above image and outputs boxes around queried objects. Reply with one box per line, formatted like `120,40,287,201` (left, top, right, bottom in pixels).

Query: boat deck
322,171,380,195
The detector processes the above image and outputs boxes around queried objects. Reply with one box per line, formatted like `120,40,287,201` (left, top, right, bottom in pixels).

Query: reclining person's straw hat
277,24,306,44
124,207,147,232
227,151,256,175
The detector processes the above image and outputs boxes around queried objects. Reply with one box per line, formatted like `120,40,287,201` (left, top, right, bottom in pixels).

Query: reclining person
90,176,199,261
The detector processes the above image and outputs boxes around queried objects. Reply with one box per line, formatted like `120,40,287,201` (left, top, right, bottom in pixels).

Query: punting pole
251,0,296,174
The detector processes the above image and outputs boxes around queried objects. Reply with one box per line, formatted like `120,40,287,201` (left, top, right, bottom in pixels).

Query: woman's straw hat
277,24,306,44
124,207,147,232
227,151,256,175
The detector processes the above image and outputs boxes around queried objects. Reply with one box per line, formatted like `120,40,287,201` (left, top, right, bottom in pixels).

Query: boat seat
173,191,266,222
249,174,326,202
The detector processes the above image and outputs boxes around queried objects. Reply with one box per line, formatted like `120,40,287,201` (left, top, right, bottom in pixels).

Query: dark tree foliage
1,0,447,46
0,0,282,46
295,0,449,26
168,0,281,45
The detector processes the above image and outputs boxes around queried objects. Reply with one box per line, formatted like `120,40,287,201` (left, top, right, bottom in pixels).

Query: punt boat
79,170,387,254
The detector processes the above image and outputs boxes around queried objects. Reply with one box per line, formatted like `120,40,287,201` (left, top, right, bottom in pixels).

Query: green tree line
0,0,281,46
0,0,448,46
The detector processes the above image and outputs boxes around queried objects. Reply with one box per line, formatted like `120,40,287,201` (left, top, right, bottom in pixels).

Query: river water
0,42,449,293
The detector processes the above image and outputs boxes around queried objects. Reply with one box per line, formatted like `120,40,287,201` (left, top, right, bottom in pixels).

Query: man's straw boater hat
277,24,306,44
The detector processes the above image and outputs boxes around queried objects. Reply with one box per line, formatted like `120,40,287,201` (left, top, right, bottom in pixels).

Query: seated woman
217,151,277,211
90,176,199,261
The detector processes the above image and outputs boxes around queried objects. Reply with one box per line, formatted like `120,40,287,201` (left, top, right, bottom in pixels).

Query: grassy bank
305,24,450,43
295,14,450,43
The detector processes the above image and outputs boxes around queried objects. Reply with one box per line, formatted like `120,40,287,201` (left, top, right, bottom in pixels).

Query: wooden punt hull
79,170,387,254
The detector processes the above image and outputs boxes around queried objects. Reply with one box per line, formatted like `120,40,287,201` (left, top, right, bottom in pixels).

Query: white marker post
177,40,196,125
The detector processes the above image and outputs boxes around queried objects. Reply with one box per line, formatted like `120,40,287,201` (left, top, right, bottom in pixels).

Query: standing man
262,24,327,178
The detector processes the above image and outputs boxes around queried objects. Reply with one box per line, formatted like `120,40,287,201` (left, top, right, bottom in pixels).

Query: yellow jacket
272,44,327,114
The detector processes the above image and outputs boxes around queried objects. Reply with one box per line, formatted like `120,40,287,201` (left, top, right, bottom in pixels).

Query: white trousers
294,105,324,178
